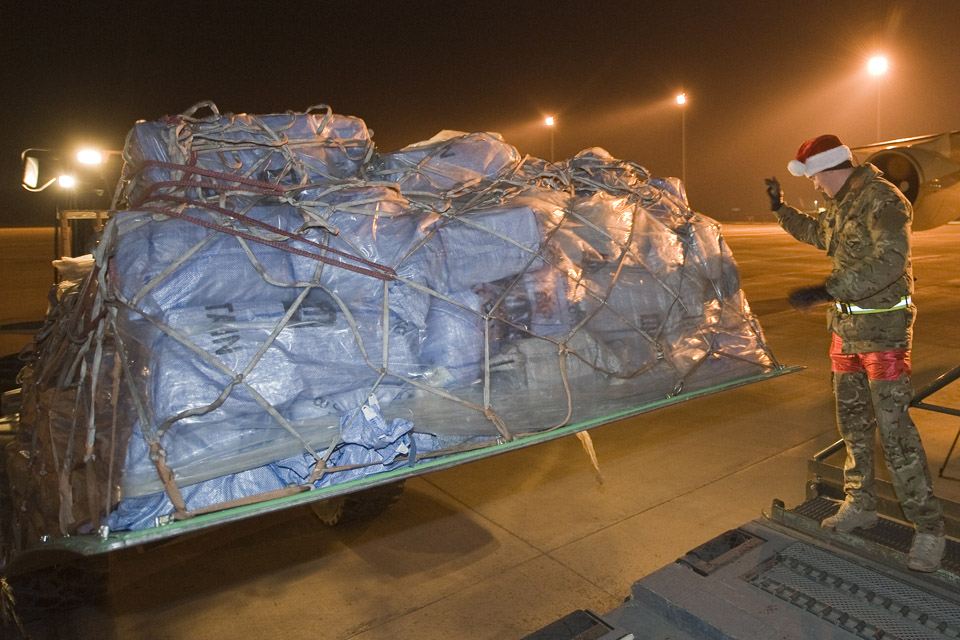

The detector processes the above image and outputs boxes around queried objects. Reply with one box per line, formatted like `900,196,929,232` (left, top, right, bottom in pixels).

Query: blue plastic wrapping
110,394,416,530
420,290,485,388
120,103,372,205
433,204,546,293
12,103,781,538
371,130,521,198
112,204,301,314
150,299,421,425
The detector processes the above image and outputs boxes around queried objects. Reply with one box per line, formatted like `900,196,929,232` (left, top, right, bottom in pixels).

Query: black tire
310,481,405,527
0,354,23,396
0,460,108,625
4,557,109,623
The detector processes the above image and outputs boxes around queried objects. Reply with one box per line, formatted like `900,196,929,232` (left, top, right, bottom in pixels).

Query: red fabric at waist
829,333,911,380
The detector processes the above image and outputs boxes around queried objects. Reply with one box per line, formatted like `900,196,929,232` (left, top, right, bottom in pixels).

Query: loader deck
527,497,960,640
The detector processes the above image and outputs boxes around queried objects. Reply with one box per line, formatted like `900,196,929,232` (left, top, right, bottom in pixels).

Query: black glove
764,177,783,211
788,285,832,311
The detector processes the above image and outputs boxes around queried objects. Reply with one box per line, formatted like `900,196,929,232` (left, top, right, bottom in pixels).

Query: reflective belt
835,295,911,315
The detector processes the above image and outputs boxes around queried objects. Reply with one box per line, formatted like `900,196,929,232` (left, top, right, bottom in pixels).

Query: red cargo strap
128,160,288,202
139,205,395,281
124,159,397,280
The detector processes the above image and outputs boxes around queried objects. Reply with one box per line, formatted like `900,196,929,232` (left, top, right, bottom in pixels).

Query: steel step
791,496,960,575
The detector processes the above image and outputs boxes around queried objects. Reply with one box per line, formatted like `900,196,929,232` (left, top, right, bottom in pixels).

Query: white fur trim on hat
788,145,853,178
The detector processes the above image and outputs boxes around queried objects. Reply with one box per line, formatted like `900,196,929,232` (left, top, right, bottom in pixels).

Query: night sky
3,1,960,227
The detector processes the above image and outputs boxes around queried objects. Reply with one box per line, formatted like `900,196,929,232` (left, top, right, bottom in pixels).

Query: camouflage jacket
775,163,914,353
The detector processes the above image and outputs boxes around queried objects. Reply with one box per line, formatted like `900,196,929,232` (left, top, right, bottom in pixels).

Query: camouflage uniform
775,163,943,535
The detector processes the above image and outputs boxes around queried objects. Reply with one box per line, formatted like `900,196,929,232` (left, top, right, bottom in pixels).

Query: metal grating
784,543,960,628
750,541,960,639
791,497,960,574
793,495,845,521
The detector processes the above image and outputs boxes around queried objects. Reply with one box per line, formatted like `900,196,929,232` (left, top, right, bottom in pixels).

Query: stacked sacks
369,130,521,198
477,149,763,411
111,107,422,503
111,202,302,314
76,106,774,531
120,102,373,205
106,113,537,516
419,290,485,389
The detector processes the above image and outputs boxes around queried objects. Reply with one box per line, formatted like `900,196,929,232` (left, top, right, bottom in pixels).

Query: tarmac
8,222,960,640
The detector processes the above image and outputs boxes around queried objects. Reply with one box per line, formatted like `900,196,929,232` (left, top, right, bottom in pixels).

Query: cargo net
9,102,777,539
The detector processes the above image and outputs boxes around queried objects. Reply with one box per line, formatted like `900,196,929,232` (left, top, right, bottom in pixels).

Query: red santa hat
787,134,853,177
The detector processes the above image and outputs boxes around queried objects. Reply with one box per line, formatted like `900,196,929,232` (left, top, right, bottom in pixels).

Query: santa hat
787,134,853,177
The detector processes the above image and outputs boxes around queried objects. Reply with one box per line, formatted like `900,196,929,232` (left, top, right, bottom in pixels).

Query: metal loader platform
526,497,960,640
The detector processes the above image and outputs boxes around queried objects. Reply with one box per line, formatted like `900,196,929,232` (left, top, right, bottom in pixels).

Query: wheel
309,481,405,527
0,457,108,623
0,353,23,396
3,557,108,623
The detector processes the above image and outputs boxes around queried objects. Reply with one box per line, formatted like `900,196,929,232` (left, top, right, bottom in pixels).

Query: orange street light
867,55,889,140
545,116,556,162
676,93,688,184
867,55,888,77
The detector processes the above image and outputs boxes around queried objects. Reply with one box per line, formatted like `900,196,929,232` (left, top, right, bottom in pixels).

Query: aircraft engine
854,131,960,231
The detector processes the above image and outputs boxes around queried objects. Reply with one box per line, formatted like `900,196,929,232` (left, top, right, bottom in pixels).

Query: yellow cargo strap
835,295,911,315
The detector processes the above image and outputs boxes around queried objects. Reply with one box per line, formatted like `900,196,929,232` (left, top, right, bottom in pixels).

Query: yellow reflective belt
835,295,911,315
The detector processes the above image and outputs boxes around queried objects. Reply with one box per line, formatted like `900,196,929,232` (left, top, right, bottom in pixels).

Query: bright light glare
867,56,888,76
58,175,76,188
676,92,687,105
545,116,555,126
77,149,103,164
23,157,40,189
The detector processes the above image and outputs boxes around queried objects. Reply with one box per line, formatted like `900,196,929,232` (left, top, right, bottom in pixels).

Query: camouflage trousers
833,370,944,535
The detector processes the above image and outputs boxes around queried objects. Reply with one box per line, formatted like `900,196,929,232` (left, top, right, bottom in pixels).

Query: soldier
764,134,946,572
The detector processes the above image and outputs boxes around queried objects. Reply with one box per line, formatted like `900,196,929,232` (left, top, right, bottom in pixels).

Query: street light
545,116,556,162
676,93,688,185
867,55,888,140
867,55,888,76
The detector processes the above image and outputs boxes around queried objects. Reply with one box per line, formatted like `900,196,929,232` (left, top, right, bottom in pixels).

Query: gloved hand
788,285,832,311
765,177,783,211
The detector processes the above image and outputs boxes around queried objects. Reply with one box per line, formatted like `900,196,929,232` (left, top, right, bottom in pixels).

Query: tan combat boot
821,501,878,532
907,533,946,573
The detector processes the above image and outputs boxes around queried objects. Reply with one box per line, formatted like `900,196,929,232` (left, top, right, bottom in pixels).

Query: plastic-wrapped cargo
369,130,522,199
6,102,780,541
121,101,373,205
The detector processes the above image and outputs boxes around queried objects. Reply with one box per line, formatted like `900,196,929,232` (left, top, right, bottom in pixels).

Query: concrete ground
0,228,54,357
14,223,960,640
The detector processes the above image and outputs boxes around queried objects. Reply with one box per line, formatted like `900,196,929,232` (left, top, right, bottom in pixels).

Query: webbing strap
146,193,394,275
138,205,395,281
128,160,288,199
127,159,397,280
130,179,282,209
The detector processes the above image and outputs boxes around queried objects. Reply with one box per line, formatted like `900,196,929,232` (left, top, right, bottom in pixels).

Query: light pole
545,116,555,163
676,93,687,185
867,55,888,141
